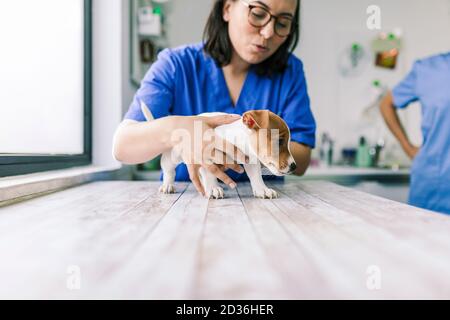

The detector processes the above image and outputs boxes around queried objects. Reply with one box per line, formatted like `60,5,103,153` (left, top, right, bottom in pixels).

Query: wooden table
1,181,450,299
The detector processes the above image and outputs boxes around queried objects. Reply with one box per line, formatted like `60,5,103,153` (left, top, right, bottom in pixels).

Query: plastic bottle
320,133,334,166
356,136,372,167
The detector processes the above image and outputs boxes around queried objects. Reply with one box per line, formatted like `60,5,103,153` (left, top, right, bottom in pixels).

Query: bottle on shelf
319,132,334,166
356,136,372,167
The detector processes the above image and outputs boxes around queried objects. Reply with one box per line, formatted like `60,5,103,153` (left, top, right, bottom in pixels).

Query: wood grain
0,180,449,299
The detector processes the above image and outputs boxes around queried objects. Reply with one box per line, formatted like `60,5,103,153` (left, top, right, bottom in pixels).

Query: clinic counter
133,165,410,184
290,165,410,184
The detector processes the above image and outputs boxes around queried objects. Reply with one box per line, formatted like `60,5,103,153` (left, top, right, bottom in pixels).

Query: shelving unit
129,0,171,87
129,0,171,172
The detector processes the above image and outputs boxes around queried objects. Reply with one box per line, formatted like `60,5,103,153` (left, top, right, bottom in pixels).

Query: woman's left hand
405,144,420,159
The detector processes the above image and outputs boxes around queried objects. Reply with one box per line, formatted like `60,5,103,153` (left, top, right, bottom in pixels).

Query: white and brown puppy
141,103,296,198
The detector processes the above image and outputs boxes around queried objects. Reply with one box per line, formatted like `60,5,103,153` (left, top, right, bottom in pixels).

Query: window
0,0,92,177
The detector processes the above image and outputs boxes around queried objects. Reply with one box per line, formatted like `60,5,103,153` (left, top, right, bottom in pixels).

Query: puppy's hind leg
139,101,178,194
159,151,180,194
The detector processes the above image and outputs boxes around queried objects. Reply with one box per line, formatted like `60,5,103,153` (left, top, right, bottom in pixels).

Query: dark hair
203,0,301,77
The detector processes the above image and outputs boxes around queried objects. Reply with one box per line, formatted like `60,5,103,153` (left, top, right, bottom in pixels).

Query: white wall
164,0,214,47
296,0,450,165
93,0,136,168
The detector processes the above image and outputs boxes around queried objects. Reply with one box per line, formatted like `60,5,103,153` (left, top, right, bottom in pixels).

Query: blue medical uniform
124,42,316,182
392,52,450,214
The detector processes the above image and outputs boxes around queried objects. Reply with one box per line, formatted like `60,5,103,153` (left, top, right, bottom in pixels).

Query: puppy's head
242,110,297,176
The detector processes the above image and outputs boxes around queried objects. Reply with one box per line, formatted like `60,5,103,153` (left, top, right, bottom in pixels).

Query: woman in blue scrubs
380,52,450,214
113,0,316,195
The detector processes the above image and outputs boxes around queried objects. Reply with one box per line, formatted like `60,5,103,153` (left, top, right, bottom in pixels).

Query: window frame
0,0,92,178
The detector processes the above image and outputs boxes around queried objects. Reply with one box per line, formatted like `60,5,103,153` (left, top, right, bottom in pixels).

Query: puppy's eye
278,139,284,146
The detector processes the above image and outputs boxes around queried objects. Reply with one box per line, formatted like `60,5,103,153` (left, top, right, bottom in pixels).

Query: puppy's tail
140,100,154,122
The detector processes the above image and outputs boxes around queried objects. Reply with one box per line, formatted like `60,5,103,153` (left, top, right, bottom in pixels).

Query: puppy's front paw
253,187,278,199
159,184,175,194
206,186,224,199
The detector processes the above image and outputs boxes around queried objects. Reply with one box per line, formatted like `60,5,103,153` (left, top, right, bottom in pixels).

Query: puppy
141,103,297,198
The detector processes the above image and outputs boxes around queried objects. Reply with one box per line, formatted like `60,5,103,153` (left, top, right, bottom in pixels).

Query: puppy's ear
242,110,269,130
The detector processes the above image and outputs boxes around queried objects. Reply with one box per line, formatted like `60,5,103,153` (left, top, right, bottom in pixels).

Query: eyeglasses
239,0,295,37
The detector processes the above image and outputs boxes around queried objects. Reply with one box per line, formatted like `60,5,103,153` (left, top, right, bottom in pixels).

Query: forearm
379,91,412,150
289,141,311,176
112,116,191,165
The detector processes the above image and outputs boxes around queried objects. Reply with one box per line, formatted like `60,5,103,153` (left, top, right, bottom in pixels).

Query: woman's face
223,0,297,66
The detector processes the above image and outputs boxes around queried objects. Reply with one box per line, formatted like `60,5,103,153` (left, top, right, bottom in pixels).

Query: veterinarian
380,52,450,214
113,0,316,195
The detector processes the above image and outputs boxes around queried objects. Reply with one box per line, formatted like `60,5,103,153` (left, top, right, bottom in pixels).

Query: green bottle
356,137,372,167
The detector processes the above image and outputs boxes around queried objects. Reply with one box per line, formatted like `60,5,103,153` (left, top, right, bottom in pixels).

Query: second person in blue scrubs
380,52,450,215
114,0,316,195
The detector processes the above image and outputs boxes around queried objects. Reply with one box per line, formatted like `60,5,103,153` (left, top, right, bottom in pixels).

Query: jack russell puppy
140,102,297,199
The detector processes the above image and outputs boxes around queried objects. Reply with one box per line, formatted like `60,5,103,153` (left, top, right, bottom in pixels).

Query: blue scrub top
124,42,316,182
392,52,450,214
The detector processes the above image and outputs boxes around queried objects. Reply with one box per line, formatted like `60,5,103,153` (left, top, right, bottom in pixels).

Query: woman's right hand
169,114,248,195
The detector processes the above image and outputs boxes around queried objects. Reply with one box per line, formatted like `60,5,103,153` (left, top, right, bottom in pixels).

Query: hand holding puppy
168,114,248,196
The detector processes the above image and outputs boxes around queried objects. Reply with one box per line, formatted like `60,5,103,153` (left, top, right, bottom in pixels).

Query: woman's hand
404,144,420,160
170,114,248,195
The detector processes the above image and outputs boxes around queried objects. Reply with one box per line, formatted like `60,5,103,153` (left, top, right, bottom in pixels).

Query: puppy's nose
289,162,297,173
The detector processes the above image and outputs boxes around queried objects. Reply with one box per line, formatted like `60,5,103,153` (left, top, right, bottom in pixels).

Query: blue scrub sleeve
392,61,419,109
281,60,316,148
123,49,177,121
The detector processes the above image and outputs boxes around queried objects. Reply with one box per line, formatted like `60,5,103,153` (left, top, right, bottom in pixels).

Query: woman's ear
223,0,232,22
243,110,269,130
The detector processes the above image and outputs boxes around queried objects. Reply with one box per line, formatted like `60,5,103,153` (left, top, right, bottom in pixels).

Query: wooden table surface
1,180,450,299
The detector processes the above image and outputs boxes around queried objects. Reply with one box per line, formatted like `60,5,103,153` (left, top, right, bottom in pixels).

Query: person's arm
289,141,311,176
113,116,188,165
379,90,419,159
112,114,247,195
